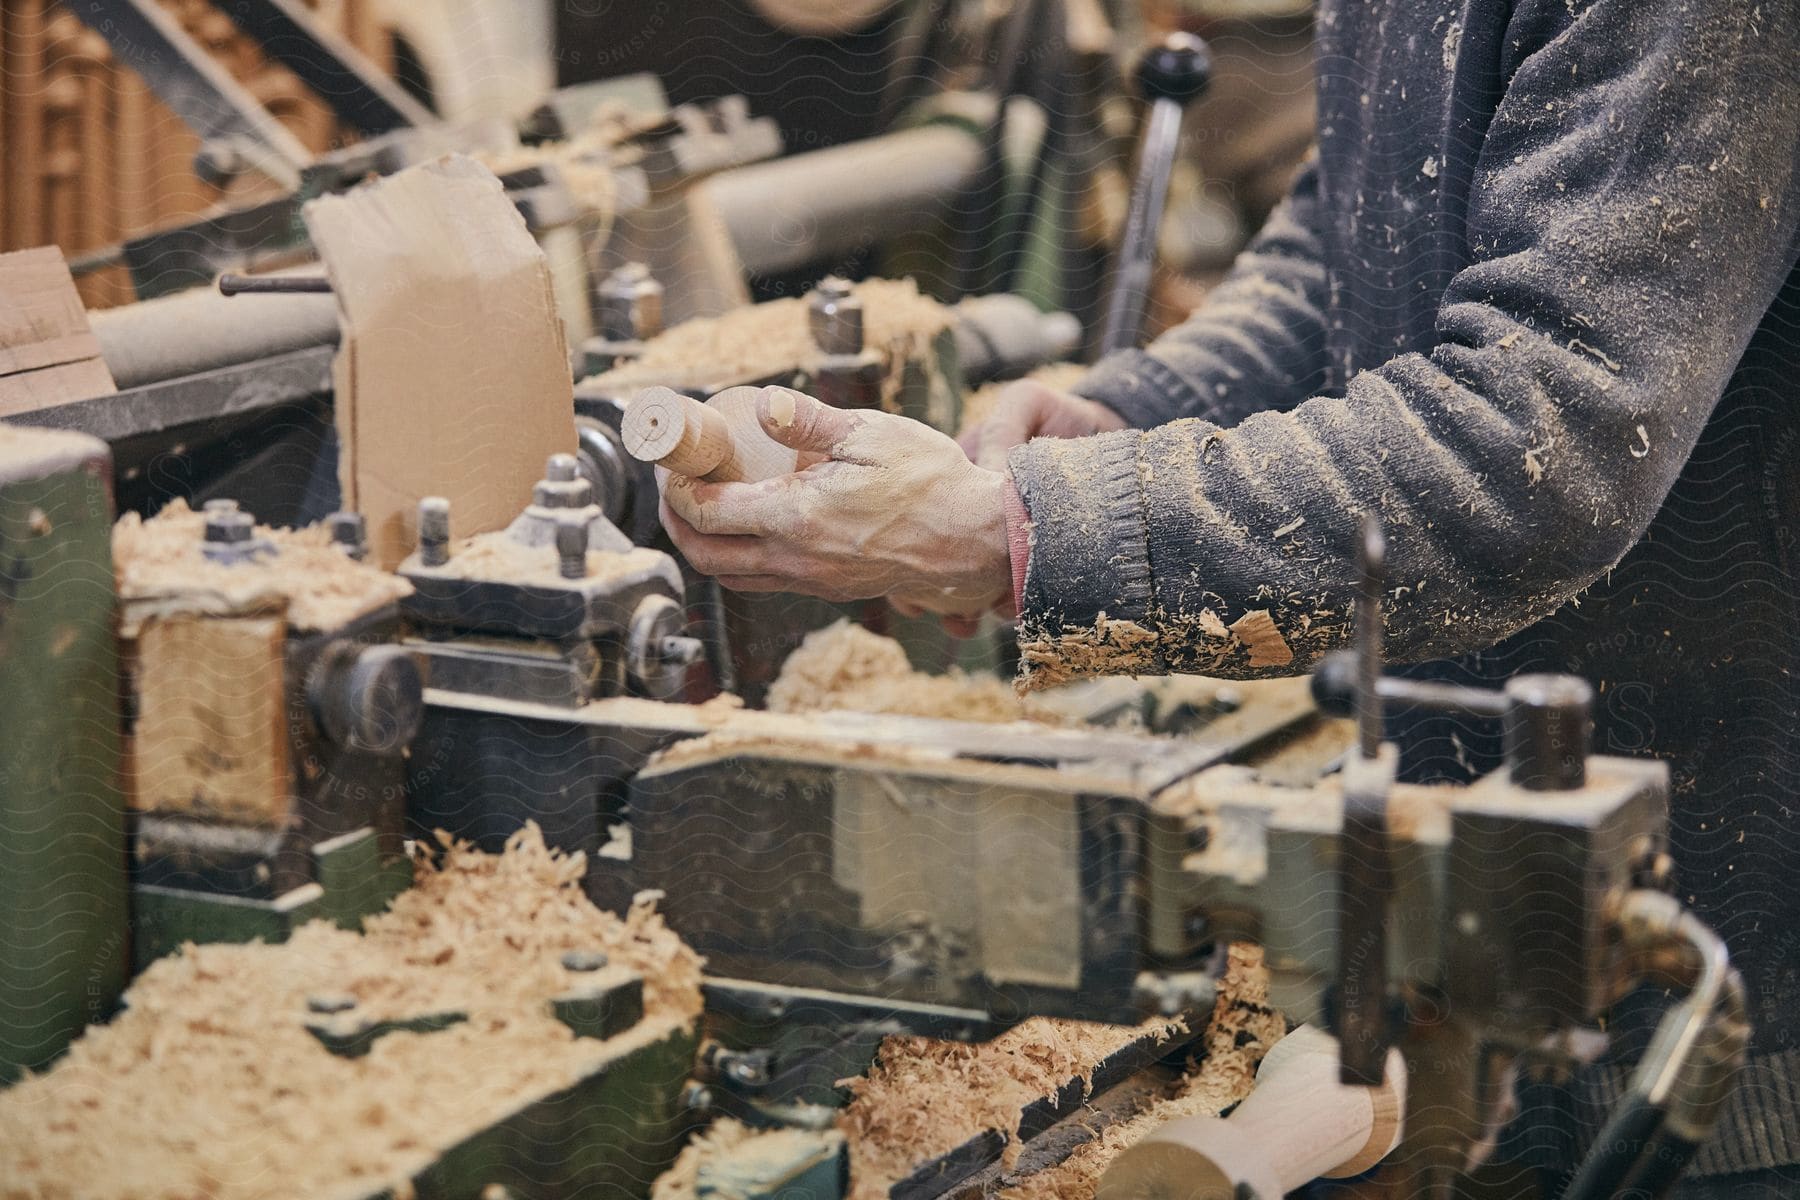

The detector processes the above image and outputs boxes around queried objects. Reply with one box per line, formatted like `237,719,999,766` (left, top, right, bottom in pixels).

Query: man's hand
958,378,1129,471
659,387,1013,616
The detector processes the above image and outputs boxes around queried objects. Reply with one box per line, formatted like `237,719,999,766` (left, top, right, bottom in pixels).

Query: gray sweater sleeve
1008,0,1800,688
1075,156,1332,431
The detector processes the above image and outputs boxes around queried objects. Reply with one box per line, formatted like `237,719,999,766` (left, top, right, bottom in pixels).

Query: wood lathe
0,220,1747,1200
0,9,1756,1200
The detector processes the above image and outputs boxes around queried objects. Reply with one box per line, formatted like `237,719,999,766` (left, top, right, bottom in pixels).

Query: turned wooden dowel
624,385,736,478
1098,1025,1406,1200
623,385,801,483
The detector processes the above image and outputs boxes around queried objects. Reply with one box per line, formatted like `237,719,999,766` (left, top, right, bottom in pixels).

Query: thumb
974,385,1049,473
754,386,860,455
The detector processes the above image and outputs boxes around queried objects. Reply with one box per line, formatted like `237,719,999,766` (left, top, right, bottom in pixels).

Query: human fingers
662,474,813,538
974,381,1056,472
752,386,862,455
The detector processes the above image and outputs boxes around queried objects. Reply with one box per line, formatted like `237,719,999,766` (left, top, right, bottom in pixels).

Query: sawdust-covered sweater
1007,0,1800,1181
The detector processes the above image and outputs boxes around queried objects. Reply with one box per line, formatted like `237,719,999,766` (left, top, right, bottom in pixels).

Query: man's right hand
958,379,1129,471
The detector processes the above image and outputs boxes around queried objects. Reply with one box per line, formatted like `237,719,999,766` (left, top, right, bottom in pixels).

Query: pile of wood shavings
113,499,412,635
652,1117,762,1199
996,945,1289,1199
651,1120,847,1200
447,531,673,587
836,1015,1185,1200
586,278,952,408
477,125,631,227
767,619,1061,724
0,824,701,1200
650,951,1285,1200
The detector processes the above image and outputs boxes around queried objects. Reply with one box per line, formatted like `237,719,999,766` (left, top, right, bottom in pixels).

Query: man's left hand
659,387,1013,616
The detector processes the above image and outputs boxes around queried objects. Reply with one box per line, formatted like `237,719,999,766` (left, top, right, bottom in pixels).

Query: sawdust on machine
833,944,1283,1200
835,1015,1181,1197
767,619,1064,724
585,278,952,408
995,945,1288,1199
0,824,702,1200
475,102,649,228
652,1117,764,1200
449,529,673,588
112,499,412,636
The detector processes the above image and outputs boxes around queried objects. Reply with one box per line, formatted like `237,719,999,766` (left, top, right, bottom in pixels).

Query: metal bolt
555,516,588,579
534,453,594,509
1504,673,1593,791
598,262,664,342
327,511,367,560
204,510,254,544
660,635,706,666
808,276,864,355
561,950,609,972
201,509,271,564
418,497,451,567
311,644,424,755
707,1047,773,1088
307,993,357,1015
203,498,239,515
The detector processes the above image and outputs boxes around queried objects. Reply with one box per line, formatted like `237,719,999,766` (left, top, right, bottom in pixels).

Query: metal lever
1098,33,1213,357
1312,650,1595,790
218,274,333,296
1560,892,1749,1200
1334,516,1398,1086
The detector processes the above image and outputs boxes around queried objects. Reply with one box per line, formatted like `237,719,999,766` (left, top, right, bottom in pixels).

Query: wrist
1002,477,1031,607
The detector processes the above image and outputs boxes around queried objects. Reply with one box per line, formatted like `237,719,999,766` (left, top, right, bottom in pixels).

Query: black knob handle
1136,32,1213,106
1311,650,1359,717
311,644,424,755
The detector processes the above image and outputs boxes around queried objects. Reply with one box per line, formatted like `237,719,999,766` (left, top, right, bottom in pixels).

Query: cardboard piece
303,155,576,569
0,247,117,417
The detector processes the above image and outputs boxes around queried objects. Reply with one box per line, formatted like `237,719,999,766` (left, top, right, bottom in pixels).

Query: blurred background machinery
2,0,1316,325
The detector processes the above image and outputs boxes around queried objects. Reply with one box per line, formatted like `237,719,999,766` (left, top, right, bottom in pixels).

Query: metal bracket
213,0,436,135
64,0,311,190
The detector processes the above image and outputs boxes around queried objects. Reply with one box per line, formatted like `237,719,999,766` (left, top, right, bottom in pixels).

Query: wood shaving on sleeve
1015,614,1162,693
113,499,412,636
1016,607,1327,693
0,823,702,1200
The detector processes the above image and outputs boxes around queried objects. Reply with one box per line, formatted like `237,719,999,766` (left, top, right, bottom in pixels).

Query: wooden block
0,247,116,418
303,155,577,569
130,615,290,827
